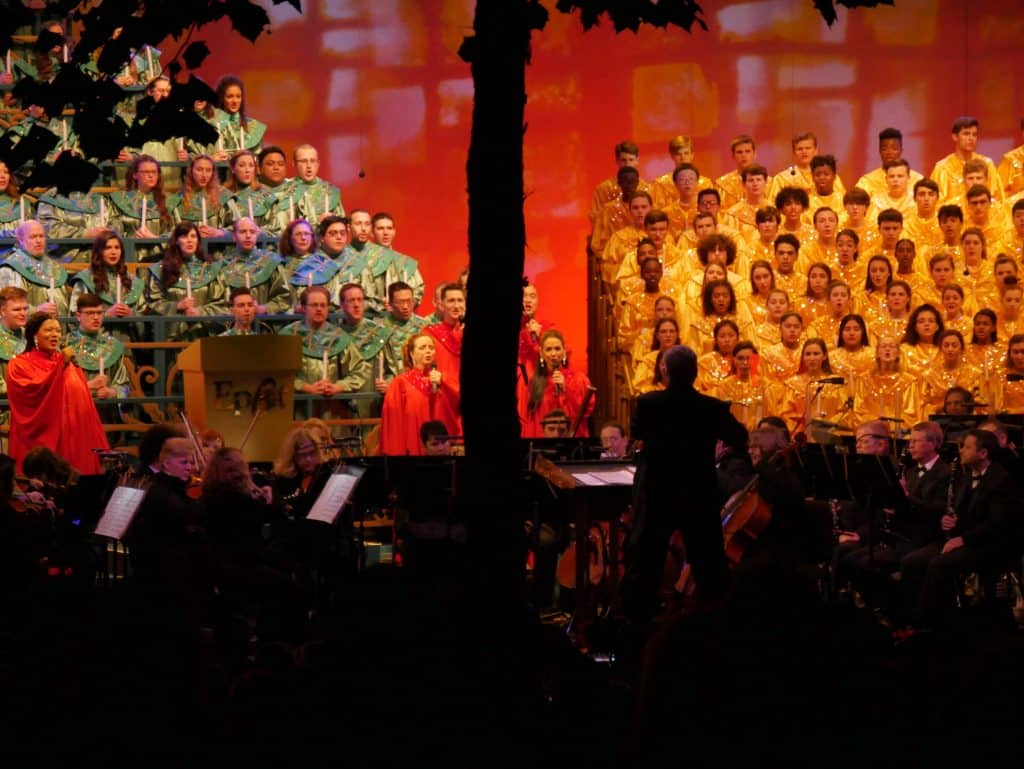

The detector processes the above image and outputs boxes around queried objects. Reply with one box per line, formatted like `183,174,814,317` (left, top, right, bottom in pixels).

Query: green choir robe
0,248,70,315
220,248,292,314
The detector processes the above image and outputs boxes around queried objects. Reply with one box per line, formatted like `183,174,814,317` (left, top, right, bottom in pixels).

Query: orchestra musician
840,421,950,613
899,429,1018,630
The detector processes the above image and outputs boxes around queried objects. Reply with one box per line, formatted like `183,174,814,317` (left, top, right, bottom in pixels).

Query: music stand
532,456,634,649
929,414,987,448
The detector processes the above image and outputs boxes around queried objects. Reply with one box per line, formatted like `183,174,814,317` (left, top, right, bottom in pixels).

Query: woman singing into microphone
380,332,460,456
518,329,595,438
6,312,109,474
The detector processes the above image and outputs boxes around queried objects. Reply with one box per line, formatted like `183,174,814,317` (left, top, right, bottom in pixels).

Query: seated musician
540,409,571,438
599,421,630,459
420,420,452,456
272,427,332,521
739,427,820,571
899,429,1020,631
841,421,950,615
125,437,205,591
832,421,903,554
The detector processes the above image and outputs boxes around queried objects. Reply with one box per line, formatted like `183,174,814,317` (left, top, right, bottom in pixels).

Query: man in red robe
424,283,465,387
519,280,556,384
7,315,109,474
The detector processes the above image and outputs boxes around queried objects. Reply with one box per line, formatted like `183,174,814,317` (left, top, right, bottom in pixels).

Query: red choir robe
425,321,462,386
518,315,556,383
380,366,461,456
518,367,596,438
7,349,109,474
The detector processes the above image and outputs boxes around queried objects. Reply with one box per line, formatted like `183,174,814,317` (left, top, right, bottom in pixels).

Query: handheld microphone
551,360,563,396
816,376,845,385
430,362,438,395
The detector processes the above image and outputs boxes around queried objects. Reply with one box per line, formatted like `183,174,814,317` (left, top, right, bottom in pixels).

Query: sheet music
94,487,147,540
590,469,635,485
571,472,608,486
307,467,365,524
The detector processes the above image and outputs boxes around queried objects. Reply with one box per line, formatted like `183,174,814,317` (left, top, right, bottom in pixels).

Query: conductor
620,344,748,623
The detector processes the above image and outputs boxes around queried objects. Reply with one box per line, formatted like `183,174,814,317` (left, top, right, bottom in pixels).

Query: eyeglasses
856,434,888,443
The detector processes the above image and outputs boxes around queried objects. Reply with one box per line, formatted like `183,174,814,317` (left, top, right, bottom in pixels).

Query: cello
674,475,772,594
673,440,800,594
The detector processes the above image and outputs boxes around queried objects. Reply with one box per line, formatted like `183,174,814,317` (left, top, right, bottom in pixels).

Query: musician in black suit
978,418,1024,494
841,422,950,610
900,429,1021,629
619,345,748,623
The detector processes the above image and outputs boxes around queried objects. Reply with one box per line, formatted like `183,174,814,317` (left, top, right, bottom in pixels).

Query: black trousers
900,540,986,627
619,499,728,624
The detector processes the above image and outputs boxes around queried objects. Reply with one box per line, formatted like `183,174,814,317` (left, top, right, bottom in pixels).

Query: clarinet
944,455,958,540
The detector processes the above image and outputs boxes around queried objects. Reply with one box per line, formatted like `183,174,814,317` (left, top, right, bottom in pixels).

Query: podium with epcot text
176,335,302,462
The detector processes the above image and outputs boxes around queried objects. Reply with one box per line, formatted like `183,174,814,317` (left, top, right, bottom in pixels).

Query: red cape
425,322,462,385
380,366,461,456
517,367,595,438
7,350,109,474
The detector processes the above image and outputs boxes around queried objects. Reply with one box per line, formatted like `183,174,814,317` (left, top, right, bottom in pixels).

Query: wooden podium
177,335,302,462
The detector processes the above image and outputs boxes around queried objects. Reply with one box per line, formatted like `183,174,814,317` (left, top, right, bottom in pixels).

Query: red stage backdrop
188,0,1024,371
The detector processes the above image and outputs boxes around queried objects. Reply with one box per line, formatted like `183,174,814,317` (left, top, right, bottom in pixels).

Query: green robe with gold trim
278,319,369,394
0,248,70,315
0,322,26,396
65,327,131,398
144,258,226,340
216,112,267,154
271,178,345,234
342,241,388,315
107,190,182,263
0,194,35,236
220,248,292,314
380,313,429,380
36,190,109,261
285,252,346,311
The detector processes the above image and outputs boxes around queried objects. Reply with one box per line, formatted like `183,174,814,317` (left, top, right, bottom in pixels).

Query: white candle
60,119,67,148
99,354,105,378
321,350,328,380
115,278,121,305
146,46,153,74
178,137,184,152
217,135,224,153
5,50,10,73
288,196,295,223
49,276,55,304
200,196,207,226
247,198,254,220
244,272,251,290
377,350,384,376
19,196,25,223
140,197,147,229
323,189,329,216
185,275,192,299
99,197,106,226
62,44,68,63
239,125,245,151
307,272,312,288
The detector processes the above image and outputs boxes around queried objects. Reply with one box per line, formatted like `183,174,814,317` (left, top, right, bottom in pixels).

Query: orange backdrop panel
188,0,1024,373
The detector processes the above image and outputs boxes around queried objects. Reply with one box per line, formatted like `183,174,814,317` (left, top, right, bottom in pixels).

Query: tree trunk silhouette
460,0,537,599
